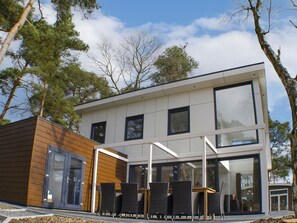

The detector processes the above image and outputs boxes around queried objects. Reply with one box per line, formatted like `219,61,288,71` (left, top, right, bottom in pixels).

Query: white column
91,149,99,213
147,144,153,188
202,136,207,187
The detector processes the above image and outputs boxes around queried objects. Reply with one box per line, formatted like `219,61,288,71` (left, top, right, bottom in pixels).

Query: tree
236,0,297,213
151,44,199,85
0,0,98,64
0,67,28,120
92,32,161,94
28,63,111,131
269,115,291,183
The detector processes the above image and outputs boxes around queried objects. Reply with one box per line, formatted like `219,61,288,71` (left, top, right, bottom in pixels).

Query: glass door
43,146,86,210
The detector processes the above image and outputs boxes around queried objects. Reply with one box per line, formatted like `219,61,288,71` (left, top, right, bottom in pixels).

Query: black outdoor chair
208,182,225,219
120,183,144,218
192,191,200,220
149,182,169,219
98,183,121,217
199,182,225,220
171,181,193,220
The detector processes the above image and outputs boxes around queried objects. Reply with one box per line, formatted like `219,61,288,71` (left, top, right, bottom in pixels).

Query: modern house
75,62,271,215
0,117,127,211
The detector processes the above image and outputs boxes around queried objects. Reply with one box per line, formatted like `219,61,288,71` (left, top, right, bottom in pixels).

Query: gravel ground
0,210,47,217
9,216,107,223
0,204,18,209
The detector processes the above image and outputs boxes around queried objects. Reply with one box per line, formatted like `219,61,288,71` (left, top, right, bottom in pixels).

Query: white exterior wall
80,80,266,164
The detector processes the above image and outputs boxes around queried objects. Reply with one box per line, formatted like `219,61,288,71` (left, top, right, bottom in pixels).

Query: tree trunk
39,81,47,117
0,65,27,121
247,0,297,216
0,0,34,64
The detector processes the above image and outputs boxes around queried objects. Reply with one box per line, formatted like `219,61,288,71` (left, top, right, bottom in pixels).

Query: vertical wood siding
0,118,37,205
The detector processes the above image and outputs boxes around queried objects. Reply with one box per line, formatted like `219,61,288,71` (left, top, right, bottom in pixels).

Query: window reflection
168,107,190,135
215,83,258,147
125,115,144,140
219,157,260,213
91,122,106,144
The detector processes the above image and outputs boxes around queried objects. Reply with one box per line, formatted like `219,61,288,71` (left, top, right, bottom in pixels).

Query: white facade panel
91,109,107,123
126,101,145,117
114,106,127,142
106,108,117,143
144,99,156,113
168,139,190,155
191,103,215,133
168,92,189,109
190,88,213,105
80,112,93,138
156,96,168,111
155,110,167,137
144,113,155,139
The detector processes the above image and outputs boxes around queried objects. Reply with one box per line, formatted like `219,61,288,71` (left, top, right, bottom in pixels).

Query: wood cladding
0,118,37,205
0,117,127,211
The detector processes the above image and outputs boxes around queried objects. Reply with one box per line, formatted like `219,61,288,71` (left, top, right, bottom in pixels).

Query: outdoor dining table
115,187,216,220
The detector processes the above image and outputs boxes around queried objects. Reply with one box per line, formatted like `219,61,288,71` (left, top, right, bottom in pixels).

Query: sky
1,0,295,124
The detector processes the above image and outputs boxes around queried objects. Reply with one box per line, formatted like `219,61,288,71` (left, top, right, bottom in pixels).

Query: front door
43,145,86,210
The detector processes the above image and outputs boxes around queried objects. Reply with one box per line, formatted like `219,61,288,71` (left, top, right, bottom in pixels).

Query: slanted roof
74,62,267,115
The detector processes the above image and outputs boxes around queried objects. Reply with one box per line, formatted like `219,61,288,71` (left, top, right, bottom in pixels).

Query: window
168,106,190,135
125,114,144,140
214,83,258,147
218,156,261,213
90,122,106,144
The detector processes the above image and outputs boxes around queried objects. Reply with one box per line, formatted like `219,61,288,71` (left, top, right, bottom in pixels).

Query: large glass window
125,114,144,140
215,83,258,147
168,106,190,135
90,122,106,144
218,156,261,214
178,161,216,188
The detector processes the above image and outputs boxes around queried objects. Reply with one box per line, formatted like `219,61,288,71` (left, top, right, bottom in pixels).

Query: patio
0,201,295,223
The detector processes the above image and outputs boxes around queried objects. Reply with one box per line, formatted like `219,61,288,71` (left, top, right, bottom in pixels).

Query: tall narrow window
90,122,106,144
125,114,144,140
168,106,190,135
215,83,258,147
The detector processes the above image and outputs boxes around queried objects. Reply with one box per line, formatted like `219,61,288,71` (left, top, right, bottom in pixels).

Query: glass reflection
219,157,260,213
215,84,257,147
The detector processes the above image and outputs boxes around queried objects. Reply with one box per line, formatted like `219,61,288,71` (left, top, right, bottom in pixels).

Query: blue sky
98,0,235,27
1,0,295,125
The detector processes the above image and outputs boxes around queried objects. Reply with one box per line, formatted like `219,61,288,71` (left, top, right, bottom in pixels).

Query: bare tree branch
289,19,297,28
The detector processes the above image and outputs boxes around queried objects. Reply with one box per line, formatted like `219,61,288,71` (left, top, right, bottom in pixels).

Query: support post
91,149,99,213
202,136,207,187
147,144,153,188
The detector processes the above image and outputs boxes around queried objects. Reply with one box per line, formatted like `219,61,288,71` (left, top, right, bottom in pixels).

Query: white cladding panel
144,113,155,138
80,112,93,138
156,96,168,111
106,108,117,143
79,79,265,161
155,110,167,137
114,106,126,142
168,92,189,109
127,101,144,117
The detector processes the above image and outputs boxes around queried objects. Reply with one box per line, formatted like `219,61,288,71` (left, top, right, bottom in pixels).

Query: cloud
1,6,294,123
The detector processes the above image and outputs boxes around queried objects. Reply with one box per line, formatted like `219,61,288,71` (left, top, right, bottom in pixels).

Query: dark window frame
90,121,106,144
214,82,259,148
124,114,144,141
168,106,190,135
